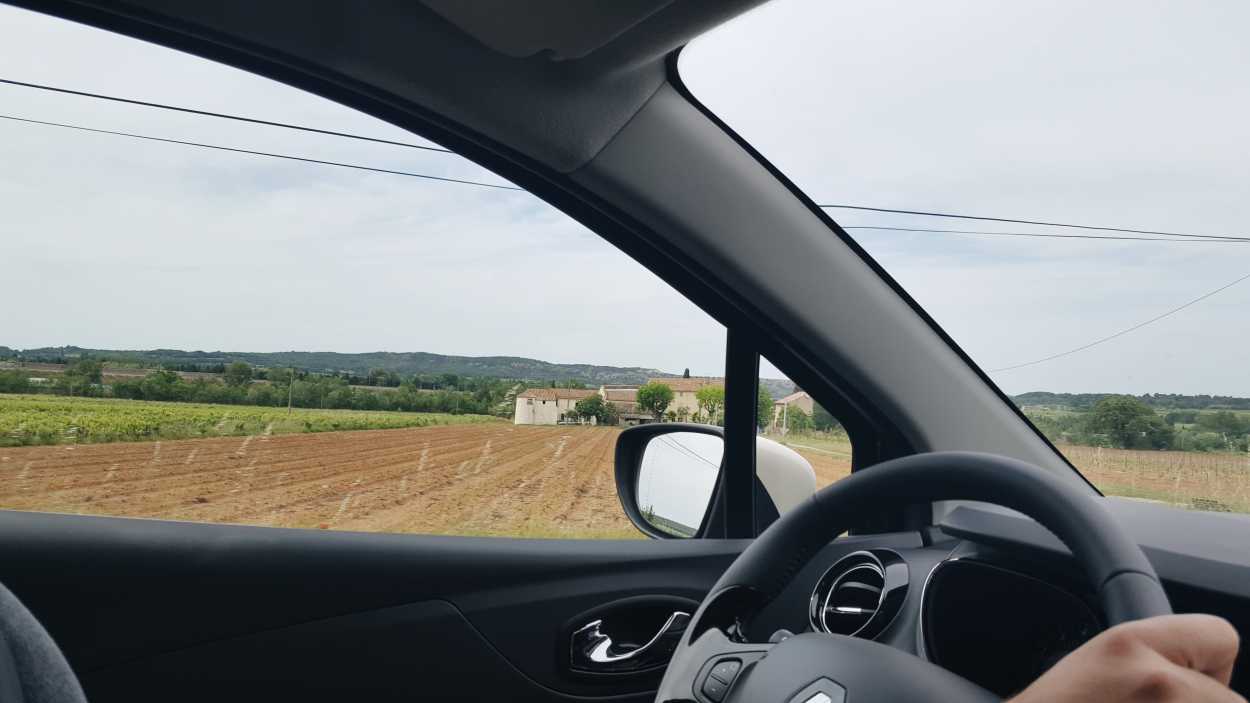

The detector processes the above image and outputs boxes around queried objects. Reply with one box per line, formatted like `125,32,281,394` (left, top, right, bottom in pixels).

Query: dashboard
920,558,1100,696
744,512,1114,697
746,535,1101,697
793,545,1099,697
742,500,1250,699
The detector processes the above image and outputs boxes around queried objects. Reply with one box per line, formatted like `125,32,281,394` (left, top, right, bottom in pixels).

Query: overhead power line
0,76,453,154
0,113,521,191
843,225,1250,245
990,270,1250,372
3,92,1247,248
821,203,1250,243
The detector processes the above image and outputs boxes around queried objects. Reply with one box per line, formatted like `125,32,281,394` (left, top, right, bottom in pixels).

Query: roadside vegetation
1024,395,1250,453
0,359,582,418
0,394,497,447
1020,395,1250,513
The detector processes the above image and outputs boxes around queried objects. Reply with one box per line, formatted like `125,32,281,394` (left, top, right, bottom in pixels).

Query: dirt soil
0,424,640,538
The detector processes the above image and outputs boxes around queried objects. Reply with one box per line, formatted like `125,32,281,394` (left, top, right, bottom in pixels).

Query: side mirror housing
614,423,816,539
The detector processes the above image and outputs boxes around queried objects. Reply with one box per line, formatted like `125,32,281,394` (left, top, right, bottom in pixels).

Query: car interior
1,1,1247,702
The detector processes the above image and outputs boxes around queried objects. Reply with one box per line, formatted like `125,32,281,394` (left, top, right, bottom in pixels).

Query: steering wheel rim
656,451,1171,703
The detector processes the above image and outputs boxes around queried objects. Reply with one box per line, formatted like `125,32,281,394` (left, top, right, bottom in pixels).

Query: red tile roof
517,388,597,401
646,377,724,393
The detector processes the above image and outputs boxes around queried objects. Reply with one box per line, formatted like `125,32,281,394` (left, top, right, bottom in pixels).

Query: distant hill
3,345,796,397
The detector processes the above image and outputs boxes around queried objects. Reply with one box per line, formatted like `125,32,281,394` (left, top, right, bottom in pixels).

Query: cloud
0,4,728,378
682,0,1250,394
7,1,1247,394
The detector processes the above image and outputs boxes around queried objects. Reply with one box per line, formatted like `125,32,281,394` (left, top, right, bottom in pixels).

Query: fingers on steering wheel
1103,614,1241,686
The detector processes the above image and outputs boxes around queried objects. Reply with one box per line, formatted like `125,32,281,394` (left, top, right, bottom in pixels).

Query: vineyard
0,394,496,447
1060,443,1250,514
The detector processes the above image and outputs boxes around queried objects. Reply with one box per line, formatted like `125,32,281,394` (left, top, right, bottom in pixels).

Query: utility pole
287,367,295,415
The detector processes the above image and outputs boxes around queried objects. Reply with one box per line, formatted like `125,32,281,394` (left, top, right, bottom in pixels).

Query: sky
0,4,730,377
683,0,1250,396
2,3,1248,396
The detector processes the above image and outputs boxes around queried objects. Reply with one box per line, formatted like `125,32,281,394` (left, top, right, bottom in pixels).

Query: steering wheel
655,451,1172,702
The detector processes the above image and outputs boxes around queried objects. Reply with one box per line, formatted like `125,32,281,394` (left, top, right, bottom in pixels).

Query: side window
0,6,728,538
758,358,851,492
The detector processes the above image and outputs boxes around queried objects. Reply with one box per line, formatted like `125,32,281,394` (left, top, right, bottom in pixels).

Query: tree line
1014,391,1250,411
0,360,543,417
1027,395,1250,453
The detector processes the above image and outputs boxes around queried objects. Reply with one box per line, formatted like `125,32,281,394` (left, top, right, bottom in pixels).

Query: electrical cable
0,76,452,153
0,113,520,191
990,271,1250,372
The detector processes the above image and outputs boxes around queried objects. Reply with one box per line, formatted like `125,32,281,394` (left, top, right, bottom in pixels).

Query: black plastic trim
664,47,1096,496
722,330,759,538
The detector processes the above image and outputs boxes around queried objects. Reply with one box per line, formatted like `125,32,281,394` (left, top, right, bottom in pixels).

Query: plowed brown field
0,424,642,538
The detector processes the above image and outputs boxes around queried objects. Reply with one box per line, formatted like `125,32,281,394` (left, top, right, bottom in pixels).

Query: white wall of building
513,396,582,425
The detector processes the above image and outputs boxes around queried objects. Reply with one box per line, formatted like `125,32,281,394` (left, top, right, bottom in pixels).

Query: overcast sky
685,0,1250,395
2,2,1248,395
0,4,730,376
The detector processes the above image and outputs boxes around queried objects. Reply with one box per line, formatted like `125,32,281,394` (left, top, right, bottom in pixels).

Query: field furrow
0,423,641,537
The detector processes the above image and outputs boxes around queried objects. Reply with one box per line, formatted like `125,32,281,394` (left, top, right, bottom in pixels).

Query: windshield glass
682,1,1250,515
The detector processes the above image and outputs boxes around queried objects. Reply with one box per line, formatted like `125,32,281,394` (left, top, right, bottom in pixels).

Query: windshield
682,0,1250,515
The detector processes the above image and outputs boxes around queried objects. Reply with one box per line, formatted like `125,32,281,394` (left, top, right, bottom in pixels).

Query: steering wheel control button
789,678,846,703
709,659,741,683
768,628,795,644
701,674,730,702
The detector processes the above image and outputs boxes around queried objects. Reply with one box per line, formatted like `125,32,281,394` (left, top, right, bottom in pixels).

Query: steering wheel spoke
654,622,772,703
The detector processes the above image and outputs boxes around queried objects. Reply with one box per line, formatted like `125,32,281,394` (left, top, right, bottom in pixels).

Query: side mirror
614,423,817,539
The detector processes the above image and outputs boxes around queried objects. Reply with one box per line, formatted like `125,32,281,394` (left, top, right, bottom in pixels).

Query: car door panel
83,600,575,703
0,510,750,702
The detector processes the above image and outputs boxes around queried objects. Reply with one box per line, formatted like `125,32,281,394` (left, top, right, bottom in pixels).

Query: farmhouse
511,377,726,425
647,377,723,416
600,386,653,425
772,390,814,432
512,388,597,425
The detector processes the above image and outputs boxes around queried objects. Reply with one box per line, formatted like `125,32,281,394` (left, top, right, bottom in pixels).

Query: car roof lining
418,0,675,61
10,0,762,173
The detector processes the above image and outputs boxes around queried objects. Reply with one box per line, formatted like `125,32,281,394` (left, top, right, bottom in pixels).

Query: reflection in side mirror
637,432,724,537
614,423,818,539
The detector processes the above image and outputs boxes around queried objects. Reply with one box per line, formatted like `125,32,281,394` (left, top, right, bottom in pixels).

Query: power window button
710,660,741,683
701,675,730,702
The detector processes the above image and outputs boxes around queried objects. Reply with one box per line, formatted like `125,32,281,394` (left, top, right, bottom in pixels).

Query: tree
637,382,674,421
757,387,774,429
600,400,620,426
139,369,183,401
1086,395,1173,449
574,394,607,424
63,359,103,396
782,406,812,433
223,361,253,387
0,370,30,394
1164,410,1198,426
682,368,691,378
695,385,725,424
1196,411,1248,438
812,403,841,432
